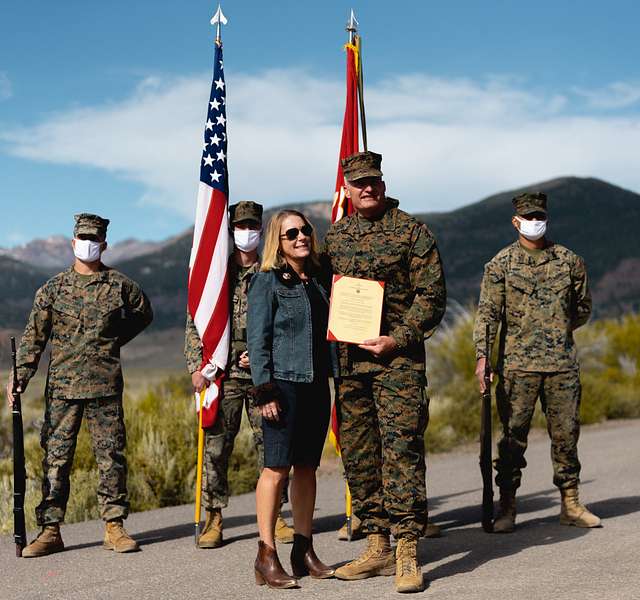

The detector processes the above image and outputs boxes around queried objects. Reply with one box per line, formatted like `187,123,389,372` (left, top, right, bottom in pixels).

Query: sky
2,0,640,245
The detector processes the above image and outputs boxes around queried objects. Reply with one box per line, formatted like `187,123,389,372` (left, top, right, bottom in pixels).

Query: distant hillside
418,177,640,316
1,178,638,336
0,256,50,327
0,235,169,274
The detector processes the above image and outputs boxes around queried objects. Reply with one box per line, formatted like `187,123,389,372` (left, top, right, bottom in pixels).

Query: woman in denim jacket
248,210,338,589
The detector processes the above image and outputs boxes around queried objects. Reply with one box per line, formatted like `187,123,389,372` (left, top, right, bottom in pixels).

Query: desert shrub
425,310,640,453
0,374,261,534
1,313,638,533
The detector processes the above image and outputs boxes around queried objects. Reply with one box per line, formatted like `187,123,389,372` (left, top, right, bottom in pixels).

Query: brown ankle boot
290,534,335,579
104,519,139,553
560,487,601,528
254,541,299,589
493,490,516,533
22,524,64,558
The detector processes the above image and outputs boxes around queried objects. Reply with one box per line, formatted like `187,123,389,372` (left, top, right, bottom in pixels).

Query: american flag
329,39,360,453
188,41,230,428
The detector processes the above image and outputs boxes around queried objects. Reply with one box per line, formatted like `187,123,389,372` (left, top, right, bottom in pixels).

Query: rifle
479,324,494,533
10,337,27,556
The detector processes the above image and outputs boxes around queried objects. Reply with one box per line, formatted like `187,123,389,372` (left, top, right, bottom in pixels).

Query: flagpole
346,9,368,152
194,390,206,545
356,34,368,152
211,3,227,46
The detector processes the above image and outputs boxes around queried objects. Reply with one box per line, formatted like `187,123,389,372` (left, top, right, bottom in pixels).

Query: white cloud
2,70,640,217
573,82,640,110
0,72,12,100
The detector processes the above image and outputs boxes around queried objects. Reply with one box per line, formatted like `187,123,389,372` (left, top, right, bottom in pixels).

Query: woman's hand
261,400,281,421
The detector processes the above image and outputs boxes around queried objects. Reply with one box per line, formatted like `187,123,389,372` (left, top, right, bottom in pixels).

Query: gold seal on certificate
327,275,385,344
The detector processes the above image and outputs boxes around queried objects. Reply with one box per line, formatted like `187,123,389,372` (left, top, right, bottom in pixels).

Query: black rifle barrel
11,337,27,557
479,324,494,532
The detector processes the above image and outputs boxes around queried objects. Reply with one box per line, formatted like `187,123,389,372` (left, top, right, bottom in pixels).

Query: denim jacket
247,268,339,390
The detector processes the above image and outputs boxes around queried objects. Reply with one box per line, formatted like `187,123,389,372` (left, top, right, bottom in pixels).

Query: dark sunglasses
280,224,313,241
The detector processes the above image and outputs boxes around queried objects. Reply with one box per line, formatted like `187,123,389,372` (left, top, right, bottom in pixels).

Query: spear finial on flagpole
346,9,358,44
211,4,228,46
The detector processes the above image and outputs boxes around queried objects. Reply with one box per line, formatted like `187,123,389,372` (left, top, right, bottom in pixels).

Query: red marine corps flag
329,10,366,454
329,10,368,541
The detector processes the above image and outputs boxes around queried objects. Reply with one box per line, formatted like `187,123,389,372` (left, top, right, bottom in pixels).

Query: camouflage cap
73,213,110,239
512,192,548,216
229,201,263,226
341,151,383,181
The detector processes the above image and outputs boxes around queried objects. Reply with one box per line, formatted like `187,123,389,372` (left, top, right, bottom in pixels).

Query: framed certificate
327,275,385,344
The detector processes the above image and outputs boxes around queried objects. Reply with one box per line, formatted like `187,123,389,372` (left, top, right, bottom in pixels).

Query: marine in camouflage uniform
185,258,263,508
473,192,601,532
324,151,446,592
11,213,153,556
184,201,293,548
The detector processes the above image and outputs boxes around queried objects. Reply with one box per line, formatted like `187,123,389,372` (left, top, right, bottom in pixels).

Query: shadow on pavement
433,487,559,530
421,494,640,582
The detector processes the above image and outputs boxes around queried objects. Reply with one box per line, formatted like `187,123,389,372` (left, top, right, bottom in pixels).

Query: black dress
262,279,331,468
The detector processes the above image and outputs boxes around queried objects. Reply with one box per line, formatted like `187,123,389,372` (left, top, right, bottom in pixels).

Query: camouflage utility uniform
473,241,591,491
185,258,263,509
324,198,446,539
16,266,153,525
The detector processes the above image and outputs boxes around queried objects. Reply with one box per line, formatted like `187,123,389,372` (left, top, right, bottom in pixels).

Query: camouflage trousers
37,395,128,525
201,378,263,509
495,369,581,491
336,370,429,539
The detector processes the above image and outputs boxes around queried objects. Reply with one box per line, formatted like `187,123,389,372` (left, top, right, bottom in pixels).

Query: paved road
2,420,639,600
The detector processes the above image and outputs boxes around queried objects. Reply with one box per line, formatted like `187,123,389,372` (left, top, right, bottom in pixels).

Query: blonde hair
261,210,321,272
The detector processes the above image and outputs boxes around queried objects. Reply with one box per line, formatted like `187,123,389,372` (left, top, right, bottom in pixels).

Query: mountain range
1,176,639,335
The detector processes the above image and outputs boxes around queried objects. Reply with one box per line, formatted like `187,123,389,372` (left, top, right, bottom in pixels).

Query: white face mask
516,217,547,241
233,228,261,252
73,238,103,263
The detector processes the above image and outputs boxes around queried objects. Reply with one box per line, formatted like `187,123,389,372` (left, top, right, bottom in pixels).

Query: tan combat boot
395,537,424,593
104,519,139,553
337,514,365,541
424,520,442,539
493,490,516,533
198,508,223,548
334,533,395,580
22,524,64,558
560,487,601,528
274,514,294,544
